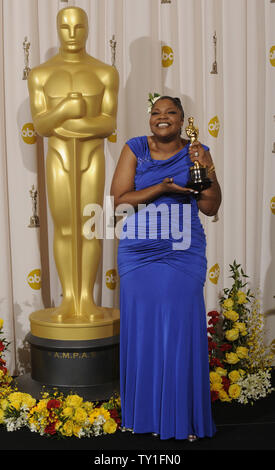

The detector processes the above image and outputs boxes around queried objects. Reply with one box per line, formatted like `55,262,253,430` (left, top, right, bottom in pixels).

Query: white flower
147,93,161,113
236,369,274,404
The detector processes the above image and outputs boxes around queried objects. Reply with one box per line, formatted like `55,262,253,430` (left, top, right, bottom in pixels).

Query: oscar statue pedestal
14,308,120,401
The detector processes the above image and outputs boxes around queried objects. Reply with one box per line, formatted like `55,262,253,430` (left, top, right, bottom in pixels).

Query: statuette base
29,307,120,341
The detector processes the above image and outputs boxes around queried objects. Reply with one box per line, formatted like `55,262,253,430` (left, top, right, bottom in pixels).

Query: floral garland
0,319,121,438
208,261,275,404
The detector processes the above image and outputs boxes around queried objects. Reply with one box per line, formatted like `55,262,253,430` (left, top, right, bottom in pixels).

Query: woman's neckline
146,136,190,162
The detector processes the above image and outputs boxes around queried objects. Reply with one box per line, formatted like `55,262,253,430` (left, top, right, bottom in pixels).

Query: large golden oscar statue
25,7,120,396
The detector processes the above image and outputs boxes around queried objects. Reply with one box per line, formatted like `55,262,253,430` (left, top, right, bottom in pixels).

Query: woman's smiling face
149,98,184,139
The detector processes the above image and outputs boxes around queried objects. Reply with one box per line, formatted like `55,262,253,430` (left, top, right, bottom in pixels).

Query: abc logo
27,269,41,290
270,196,275,214
208,263,220,285
269,46,275,66
105,269,117,290
208,116,220,138
108,129,117,143
162,45,174,67
21,123,37,144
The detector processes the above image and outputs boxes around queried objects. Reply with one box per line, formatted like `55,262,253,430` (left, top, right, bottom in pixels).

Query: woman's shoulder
126,135,147,146
126,136,148,157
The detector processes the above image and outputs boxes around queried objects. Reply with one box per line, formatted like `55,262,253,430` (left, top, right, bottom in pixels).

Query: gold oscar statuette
28,184,40,228
23,36,31,80
109,34,117,68
210,31,218,75
185,117,211,192
27,7,119,341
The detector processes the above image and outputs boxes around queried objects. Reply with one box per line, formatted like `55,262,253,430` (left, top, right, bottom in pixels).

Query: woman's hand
161,177,198,195
189,141,213,168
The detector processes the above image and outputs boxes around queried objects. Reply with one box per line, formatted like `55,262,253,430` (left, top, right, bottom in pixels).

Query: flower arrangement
147,92,161,113
0,318,121,438
27,391,121,438
208,261,274,404
0,319,12,389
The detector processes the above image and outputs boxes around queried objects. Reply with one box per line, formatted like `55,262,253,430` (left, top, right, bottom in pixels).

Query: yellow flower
237,291,247,304
218,389,231,402
236,346,249,359
223,298,234,310
238,369,246,377
65,394,83,408
228,384,241,399
228,370,241,383
101,407,111,421
103,418,117,434
74,407,87,424
0,318,3,329
83,401,94,413
225,328,239,341
55,420,62,431
21,393,36,409
116,397,121,407
8,392,22,402
35,399,48,413
225,352,240,364
62,419,74,437
89,409,100,425
234,322,246,332
0,408,4,423
73,423,82,438
62,406,74,418
215,367,227,377
11,400,21,410
210,382,223,392
210,371,222,384
234,322,248,336
0,399,8,410
223,310,239,322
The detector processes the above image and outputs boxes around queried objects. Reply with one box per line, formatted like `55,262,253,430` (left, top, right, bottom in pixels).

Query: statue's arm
61,66,119,138
27,69,84,137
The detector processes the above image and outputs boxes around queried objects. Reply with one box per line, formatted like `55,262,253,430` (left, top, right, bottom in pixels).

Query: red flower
208,317,219,326
0,342,5,352
211,390,219,402
208,310,219,317
208,339,218,352
210,358,223,368
222,376,230,392
45,422,57,435
220,343,232,352
47,399,61,410
207,326,216,335
110,409,121,425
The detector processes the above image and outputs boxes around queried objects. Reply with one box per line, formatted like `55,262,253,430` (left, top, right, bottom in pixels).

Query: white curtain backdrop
0,0,274,375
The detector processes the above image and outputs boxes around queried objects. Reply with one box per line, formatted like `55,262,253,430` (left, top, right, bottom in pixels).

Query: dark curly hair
152,95,184,120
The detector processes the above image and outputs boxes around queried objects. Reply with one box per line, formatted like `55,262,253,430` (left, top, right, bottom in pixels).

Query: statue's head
57,7,88,52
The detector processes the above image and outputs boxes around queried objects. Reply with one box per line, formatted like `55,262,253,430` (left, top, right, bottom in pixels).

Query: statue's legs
79,140,107,320
46,139,107,322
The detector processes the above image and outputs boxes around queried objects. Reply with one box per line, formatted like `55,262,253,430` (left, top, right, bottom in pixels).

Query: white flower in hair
147,92,161,113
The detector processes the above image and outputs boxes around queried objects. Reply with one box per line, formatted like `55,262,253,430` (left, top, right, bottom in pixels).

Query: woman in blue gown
110,96,221,441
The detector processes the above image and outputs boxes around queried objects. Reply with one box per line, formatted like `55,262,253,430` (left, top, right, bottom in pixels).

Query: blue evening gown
117,136,216,440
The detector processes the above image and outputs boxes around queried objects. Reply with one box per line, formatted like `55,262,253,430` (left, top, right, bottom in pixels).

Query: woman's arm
189,143,222,216
196,170,222,216
110,144,197,209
